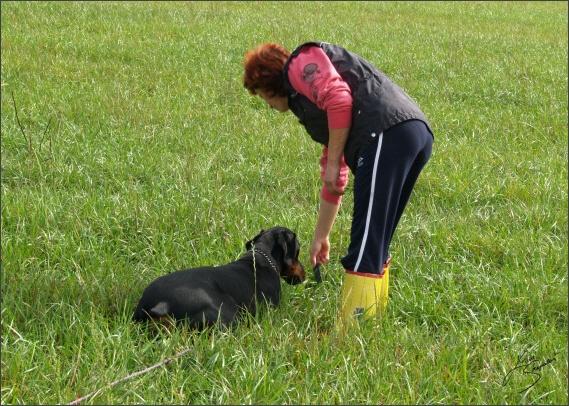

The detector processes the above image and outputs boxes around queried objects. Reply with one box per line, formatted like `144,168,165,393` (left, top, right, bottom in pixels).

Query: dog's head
246,226,306,285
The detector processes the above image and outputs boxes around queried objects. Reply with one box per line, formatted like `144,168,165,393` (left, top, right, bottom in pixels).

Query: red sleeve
287,45,353,129
320,147,350,205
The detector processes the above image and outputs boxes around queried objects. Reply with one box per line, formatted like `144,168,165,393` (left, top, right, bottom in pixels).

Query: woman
243,42,433,322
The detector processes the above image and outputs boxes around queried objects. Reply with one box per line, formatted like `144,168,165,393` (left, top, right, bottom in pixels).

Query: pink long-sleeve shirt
287,45,352,205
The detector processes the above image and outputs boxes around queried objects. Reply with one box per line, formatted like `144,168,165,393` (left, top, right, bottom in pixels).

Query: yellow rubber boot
340,259,390,325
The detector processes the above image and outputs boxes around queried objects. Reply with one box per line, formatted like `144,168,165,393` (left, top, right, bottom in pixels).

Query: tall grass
2,1,567,404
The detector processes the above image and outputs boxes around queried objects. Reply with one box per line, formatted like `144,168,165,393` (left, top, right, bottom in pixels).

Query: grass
1,1,567,404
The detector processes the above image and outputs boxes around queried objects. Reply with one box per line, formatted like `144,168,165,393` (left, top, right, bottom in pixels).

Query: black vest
283,42,433,172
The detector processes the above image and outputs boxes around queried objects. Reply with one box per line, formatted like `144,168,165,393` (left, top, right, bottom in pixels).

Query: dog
133,226,305,330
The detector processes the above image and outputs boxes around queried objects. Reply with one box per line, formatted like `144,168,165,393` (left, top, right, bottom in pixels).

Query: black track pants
341,120,433,274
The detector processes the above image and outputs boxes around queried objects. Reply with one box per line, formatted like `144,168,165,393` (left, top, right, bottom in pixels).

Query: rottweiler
133,226,305,330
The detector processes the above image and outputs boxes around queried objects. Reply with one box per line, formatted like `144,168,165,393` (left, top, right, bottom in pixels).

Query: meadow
1,1,567,404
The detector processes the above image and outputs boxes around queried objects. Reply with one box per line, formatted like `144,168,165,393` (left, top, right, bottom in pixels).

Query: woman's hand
310,236,330,268
322,163,344,196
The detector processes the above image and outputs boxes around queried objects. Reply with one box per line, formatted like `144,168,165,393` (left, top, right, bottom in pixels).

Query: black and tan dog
133,226,305,330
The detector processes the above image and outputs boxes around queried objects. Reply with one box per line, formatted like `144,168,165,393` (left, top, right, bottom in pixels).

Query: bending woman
243,41,434,322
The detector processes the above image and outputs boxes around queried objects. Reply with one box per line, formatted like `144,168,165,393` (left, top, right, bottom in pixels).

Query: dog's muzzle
282,260,305,285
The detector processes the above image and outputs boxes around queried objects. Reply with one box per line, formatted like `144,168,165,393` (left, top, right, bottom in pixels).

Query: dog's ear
246,238,254,250
286,232,300,261
246,229,265,250
281,230,305,284
276,229,299,267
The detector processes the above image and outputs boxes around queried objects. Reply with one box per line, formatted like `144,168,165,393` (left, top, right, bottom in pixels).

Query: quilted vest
283,41,433,171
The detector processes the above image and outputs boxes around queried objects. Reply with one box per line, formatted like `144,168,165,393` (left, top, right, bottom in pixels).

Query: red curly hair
243,42,291,97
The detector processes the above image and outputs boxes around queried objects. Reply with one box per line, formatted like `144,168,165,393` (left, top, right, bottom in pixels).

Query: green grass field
2,1,567,404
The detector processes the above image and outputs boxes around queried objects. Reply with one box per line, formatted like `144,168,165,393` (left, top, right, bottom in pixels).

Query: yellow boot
340,259,390,325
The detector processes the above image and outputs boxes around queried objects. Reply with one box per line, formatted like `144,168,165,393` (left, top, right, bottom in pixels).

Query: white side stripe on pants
353,132,384,272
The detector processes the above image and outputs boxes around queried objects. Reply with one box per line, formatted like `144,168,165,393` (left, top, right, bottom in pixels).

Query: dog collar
249,248,278,275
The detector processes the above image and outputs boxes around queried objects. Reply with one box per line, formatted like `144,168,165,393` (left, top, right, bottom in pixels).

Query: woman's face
256,88,289,113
